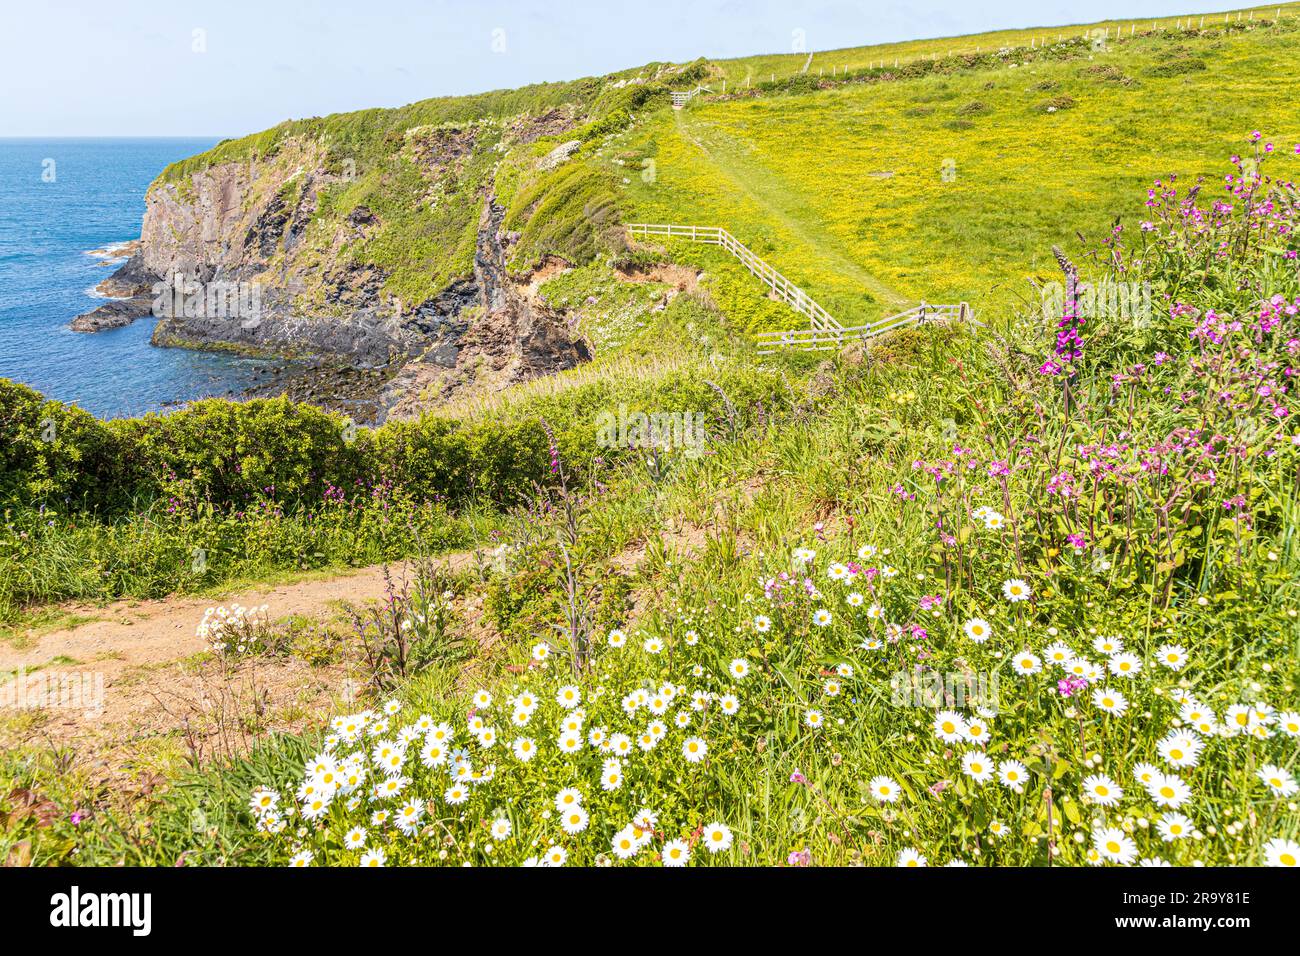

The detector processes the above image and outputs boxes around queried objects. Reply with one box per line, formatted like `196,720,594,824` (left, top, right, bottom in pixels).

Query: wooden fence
670,87,712,108
625,222,977,352
752,302,976,354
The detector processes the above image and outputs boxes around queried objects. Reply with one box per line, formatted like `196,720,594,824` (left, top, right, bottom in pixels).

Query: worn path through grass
670,109,912,315
0,552,483,786
0,553,480,675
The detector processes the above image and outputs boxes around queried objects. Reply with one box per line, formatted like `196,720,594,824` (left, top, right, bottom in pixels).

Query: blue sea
0,138,276,419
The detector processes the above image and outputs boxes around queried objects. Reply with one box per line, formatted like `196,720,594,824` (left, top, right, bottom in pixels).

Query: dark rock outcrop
93,252,157,299
71,296,154,332
71,254,160,332
381,194,587,420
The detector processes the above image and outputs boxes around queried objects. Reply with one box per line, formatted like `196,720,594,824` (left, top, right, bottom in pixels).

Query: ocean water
0,138,276,419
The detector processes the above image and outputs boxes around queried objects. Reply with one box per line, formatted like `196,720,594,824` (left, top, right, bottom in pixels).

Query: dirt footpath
0,554,476,787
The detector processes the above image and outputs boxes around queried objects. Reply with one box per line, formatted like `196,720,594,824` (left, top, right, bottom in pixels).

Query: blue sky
1,0,1255,136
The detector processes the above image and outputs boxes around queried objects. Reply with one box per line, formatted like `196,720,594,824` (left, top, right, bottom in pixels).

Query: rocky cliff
75,106,607,420
63,60,689,419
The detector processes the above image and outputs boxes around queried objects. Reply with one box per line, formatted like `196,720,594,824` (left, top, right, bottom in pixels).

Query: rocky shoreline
70,251,158,332
66,220,585,423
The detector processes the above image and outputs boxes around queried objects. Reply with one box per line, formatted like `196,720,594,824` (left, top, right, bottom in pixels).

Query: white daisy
1264,837,1300,867
555,787,583,812
511,737,537,762
1257,765,1298,797
543,846,568,867
1092,635,1123,655
611,825,640,860
1146,772,1191,809
963,717,991,745
961,751,994,783
702,822,734,853
1156,732,1202,769
1093,827,1138,865
1155,644,1188,671
1043,642,1073,667
933,710,967,743
556,685,581,709
868,776,901,803
1156,812,1192,842
1013,651,1042,675
661,838,691,867
682,737,708,763
1108,653,1142,678
1001,578,1031,602
600,759,624,791
559,806,590,835
1082,774,1123,807
1092,686,1128,716
997,759,1029,793
1131,764,1160,790
1274,711,1300,737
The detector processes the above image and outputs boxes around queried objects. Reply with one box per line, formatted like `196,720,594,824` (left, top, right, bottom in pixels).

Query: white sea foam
84,240,134,263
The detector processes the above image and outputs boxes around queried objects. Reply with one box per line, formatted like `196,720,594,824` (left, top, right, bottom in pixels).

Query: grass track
670,110,911,313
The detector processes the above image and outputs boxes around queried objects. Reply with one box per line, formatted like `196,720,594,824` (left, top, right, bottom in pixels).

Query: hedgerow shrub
0,380,122,508
107,397,366,506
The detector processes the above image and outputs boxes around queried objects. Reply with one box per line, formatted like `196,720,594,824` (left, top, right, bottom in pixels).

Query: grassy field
612,16,1300,327
711,2,1300,85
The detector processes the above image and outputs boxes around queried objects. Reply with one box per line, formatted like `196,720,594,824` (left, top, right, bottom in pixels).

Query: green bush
1036,94,1077,112
108,397,365,506
505,159,627,269
0,380,122,508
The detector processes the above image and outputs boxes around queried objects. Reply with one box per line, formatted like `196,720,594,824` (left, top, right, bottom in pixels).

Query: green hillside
714,3,1300,84
148,5,1300,334
612,11,1300,326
